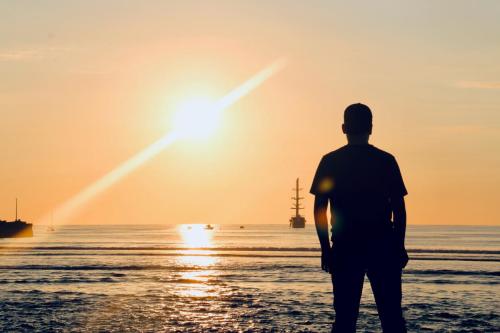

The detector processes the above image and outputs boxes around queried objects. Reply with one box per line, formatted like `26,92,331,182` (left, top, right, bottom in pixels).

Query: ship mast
291,178,304,217
15,198,18,221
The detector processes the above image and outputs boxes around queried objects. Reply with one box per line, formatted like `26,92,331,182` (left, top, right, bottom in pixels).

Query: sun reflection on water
177,253,218,267
179,224,214,249
176,224,220,298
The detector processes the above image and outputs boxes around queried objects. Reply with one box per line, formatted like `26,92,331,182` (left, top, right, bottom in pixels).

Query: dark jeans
330,244,407,333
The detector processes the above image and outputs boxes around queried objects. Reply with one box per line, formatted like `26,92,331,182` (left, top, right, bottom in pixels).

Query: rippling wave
1,245,499,254
2,246,499,263
1,264,498,277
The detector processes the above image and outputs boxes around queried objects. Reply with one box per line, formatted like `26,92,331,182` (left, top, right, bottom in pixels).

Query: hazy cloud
455,81,500,90
0,46,70,62
431,125,499,136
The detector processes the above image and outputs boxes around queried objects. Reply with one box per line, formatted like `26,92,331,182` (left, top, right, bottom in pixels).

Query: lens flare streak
40,58,287,225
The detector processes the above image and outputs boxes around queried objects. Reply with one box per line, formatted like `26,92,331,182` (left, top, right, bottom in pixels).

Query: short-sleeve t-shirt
310,144,407,241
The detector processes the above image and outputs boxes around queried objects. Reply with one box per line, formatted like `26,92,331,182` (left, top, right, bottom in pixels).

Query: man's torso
310,144,407,244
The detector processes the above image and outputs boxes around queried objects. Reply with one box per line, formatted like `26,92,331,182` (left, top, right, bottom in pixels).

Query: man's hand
391,196,408,269
399,247,409,269
321,248,332,273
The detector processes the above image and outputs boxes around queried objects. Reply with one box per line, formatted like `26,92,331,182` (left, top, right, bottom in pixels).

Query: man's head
342,103,372,143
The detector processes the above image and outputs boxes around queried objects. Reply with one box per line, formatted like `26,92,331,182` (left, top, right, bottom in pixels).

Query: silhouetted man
311,103,408,333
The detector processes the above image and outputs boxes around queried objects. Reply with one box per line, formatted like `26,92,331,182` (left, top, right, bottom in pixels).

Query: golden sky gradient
1,1,499,225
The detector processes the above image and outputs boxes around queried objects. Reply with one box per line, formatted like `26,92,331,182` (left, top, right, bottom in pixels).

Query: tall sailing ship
0,199,33,238
289,178,306,228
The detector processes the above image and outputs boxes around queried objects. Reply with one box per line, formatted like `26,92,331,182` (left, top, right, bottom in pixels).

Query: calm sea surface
0,224,499,332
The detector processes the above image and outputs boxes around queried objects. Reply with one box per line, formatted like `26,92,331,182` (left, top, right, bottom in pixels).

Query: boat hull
290,216,306,228
0,221,33,238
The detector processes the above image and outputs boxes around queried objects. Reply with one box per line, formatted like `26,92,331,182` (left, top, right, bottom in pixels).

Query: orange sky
1,1,499,225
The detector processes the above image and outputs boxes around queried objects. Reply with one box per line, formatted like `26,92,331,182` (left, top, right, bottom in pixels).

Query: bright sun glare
172,96,222,140
179,224,214,248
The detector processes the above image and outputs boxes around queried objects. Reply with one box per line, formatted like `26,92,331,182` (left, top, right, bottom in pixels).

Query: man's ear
368,124,373,135
342,124,346,134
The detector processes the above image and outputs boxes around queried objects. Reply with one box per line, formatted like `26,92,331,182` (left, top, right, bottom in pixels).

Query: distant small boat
47,212,55,232
187,226,192,230
239,225,245,229
204,224,214,230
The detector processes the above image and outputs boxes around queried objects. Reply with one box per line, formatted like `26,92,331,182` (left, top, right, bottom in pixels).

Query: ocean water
0,224,498,332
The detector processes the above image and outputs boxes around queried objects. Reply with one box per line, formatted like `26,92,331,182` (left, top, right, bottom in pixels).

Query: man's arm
391,196,408,268
314,195,331,272
391,196,406,247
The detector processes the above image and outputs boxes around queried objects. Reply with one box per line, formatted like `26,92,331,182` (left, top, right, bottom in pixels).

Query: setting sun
172,96,222,140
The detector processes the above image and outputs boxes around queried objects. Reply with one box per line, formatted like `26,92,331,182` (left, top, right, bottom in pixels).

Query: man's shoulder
322,145,349,160
369,145,396,161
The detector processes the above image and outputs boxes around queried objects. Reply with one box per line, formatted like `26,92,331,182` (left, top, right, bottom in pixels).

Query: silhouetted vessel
289,178,306,228
205,224,214,230
0,199,33,238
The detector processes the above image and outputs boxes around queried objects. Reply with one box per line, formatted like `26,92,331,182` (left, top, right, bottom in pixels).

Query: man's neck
346,135,370,145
